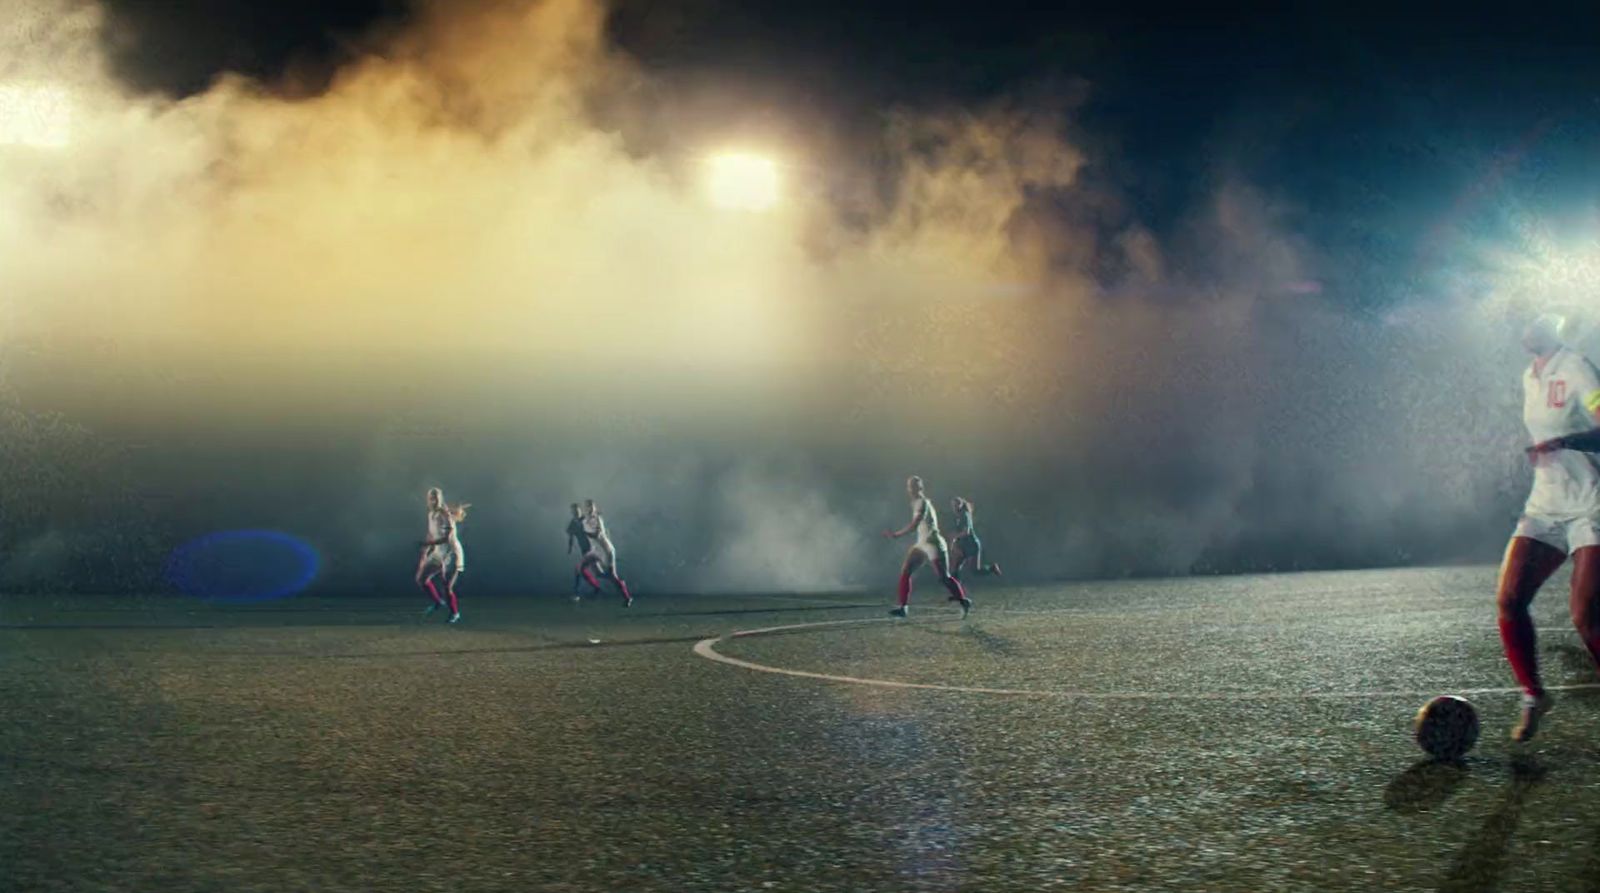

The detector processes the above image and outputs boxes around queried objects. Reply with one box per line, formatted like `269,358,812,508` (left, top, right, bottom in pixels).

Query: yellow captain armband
1586,389,1600,417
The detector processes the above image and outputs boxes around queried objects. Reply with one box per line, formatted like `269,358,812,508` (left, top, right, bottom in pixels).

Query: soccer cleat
990,563,1003,577
1511,692,1553,742
888,606,909,618
422,603,440,616
447,612,461,624
959,597,973,619
571,594,583,603
623,596,633,608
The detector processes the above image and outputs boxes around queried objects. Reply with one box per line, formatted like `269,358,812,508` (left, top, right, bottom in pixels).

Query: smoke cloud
0,0,1580,595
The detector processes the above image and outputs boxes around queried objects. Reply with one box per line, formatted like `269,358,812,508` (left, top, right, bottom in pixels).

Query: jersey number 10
1548,381,1568,409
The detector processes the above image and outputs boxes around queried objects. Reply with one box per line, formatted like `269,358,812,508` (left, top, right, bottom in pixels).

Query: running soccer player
567,502,602,601
948,496,1002,581
417,487,468,623
580,499,633,607
883,475,972,618
1497,314,1600,742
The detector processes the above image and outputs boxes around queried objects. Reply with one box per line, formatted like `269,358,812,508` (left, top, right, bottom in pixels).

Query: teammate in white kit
417,487,468,623
579,499,633,607
883,475,972,618
1496,314,1600,741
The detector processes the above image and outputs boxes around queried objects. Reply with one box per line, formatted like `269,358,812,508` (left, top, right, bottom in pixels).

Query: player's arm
884,502,925,539
1534,427,1600,454
1529,383,1600,455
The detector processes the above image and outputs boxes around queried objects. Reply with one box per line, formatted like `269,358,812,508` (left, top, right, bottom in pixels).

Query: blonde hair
427,488,470,523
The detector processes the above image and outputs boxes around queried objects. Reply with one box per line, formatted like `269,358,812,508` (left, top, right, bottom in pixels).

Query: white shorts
423,546,464,573
583,546,616,573
1515,515,1600,554
911,536,949,564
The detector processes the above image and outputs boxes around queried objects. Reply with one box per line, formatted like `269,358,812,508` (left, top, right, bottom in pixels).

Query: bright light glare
0,85,73,148
705,152,781,211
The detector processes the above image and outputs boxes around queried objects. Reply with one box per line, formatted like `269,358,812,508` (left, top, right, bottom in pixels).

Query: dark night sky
98,1,1600,308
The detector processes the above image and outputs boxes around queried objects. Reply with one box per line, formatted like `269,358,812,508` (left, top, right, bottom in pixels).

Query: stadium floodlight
704,152,782,211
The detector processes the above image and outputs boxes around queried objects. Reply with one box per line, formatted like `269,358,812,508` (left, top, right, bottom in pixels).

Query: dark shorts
955,534,981,555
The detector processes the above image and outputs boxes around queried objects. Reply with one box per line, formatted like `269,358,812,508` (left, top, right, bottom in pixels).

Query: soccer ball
1413,695,1480,761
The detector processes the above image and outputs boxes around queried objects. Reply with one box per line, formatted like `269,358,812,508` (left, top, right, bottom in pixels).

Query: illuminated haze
0,0,1588,594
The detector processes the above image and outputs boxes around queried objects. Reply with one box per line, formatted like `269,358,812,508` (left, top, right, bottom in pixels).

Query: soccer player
567,502,602,601
1497,314,1600,741
883,475,972,618
417,487,468,624
948,496,1002,581
580,499,633,607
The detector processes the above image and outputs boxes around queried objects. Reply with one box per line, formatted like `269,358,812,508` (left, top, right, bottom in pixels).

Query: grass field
4,566,1600,892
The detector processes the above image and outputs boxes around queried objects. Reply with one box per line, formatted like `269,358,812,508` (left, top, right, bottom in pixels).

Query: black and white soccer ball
1413,695,1480,761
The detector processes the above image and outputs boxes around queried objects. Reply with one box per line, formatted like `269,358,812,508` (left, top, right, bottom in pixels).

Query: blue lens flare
165,529,321,602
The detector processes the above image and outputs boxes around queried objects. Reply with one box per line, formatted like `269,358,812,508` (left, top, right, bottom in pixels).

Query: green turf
3,568,1599,892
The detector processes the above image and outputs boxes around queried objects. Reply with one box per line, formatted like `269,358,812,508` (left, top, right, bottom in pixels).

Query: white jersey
583,513,616,557
1523,347,1600,519
912,497,940,545
425,508,464,567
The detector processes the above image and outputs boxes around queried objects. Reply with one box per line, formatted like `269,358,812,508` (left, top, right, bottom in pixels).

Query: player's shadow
1383,758,1470,814
1436,754,1547,893
634,603,877,618
914,623,1018,656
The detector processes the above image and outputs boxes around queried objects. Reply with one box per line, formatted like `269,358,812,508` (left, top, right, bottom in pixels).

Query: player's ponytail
449,503,470,523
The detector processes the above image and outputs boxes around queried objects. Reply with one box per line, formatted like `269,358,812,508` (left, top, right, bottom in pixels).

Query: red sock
1498,613,1542,696
424,580,444,606
616,578,632,601
934,558,967,601
446,584,459,614
897,572,913,607
943,574,967,601
581,566,602,591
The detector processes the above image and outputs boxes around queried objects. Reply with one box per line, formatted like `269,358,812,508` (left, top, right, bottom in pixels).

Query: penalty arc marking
691,616,1600,701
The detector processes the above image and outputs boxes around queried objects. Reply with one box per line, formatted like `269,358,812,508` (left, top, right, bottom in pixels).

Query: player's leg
601,554,632,606
1569,544,1600,674
444,564,462,622
972,544,998,576
948,540,969,581
891,547,927,617
1497,534,1566,740
578,555,605,594
970,537,1001,576
931,542,972,617
418,555,445,614
573,558,602,598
